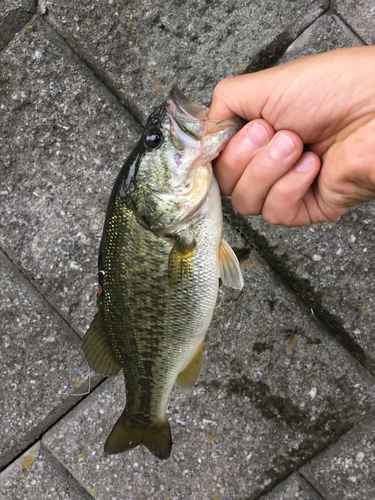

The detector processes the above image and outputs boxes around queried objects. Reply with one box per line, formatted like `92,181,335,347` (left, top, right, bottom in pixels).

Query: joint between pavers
253,471,326,500
0,7,37,54
38,441,96,500
0,244,84,345
248,420,356,500
298,471,326,500
244,1,330,74
333,12,368,45
297,471,327,500
0,372,106,473
222,202,374,377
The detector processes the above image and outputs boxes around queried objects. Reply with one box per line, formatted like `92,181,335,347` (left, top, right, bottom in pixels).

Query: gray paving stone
44,0,328,124
258,472,323,500
0,250,95,470
0,16,141,334
223,198,375,376
334,0,375,44
43,240,375,500
278,13,362,63
300,412,375,500
0,0,36,50
0,441,92,499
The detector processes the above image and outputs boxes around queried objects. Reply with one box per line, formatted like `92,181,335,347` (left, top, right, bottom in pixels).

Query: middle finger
231,130,304,215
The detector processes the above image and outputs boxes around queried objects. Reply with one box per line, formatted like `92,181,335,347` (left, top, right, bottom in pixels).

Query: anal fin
218,237,244,290
82,307,121,376
176,341,204,390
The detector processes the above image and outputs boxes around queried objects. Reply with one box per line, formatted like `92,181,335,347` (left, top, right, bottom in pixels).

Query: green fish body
83,88,244,459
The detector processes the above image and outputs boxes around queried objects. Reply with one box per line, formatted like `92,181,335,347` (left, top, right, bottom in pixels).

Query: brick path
1,1,375,499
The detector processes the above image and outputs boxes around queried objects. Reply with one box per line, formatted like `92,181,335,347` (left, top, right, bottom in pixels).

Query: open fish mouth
166,87,209,141
166,86,243,145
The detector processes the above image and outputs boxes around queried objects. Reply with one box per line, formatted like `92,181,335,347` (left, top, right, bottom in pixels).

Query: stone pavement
0,1,374,499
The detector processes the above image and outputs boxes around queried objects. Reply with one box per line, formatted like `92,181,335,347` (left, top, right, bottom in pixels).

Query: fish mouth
166,87,208,141
164,86,243,202
166,86,243,145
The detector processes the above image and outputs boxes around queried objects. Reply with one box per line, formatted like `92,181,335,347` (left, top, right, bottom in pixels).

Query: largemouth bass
83,87,244,459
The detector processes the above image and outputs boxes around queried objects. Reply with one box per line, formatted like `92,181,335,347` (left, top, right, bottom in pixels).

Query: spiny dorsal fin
218,237,244,290
104,411,172,460
176,341,205,390
168,238,196,287
82,307,121,376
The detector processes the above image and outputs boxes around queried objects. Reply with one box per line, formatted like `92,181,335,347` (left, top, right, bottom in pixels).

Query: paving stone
0,441,92,499
258,472,323,500
333,0,375,45
43,241,375,500
278,13,362,63
0,0,36,50
0,16,141,334
300,412,375,500
0,250,96,471
44,0,328,124
223,198,375,376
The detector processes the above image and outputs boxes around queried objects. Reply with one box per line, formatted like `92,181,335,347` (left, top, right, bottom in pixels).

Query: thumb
207,69,281,122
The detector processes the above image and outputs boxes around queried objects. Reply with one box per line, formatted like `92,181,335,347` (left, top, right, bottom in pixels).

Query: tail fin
104,411,172,460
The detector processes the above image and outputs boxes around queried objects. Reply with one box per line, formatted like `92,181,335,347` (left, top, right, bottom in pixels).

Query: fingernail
294,155,314,172
245,122,269,150
270,133,296,160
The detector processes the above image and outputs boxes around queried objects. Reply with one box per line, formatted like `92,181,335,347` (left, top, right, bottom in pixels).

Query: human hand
208,47,375,226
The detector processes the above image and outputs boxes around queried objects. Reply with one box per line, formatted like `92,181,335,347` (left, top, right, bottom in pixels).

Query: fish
82,87,244,460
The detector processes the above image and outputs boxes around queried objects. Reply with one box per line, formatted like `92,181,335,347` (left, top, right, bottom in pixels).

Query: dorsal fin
218,237,244,290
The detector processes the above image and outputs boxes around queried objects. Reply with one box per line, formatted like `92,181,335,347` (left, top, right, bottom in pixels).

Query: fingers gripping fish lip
166,86,243,146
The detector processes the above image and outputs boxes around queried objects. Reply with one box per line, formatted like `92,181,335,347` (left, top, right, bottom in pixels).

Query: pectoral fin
176,341,205,390
168,238,196,287
218,237,244,290
82,307,121,376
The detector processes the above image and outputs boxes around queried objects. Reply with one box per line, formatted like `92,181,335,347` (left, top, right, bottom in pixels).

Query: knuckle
263,211,283,226
270,181,294,200
232,196,259,216
262,203,296,227
247,165,268,185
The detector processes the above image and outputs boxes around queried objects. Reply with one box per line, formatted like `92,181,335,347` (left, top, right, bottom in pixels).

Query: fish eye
144,127,164,150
